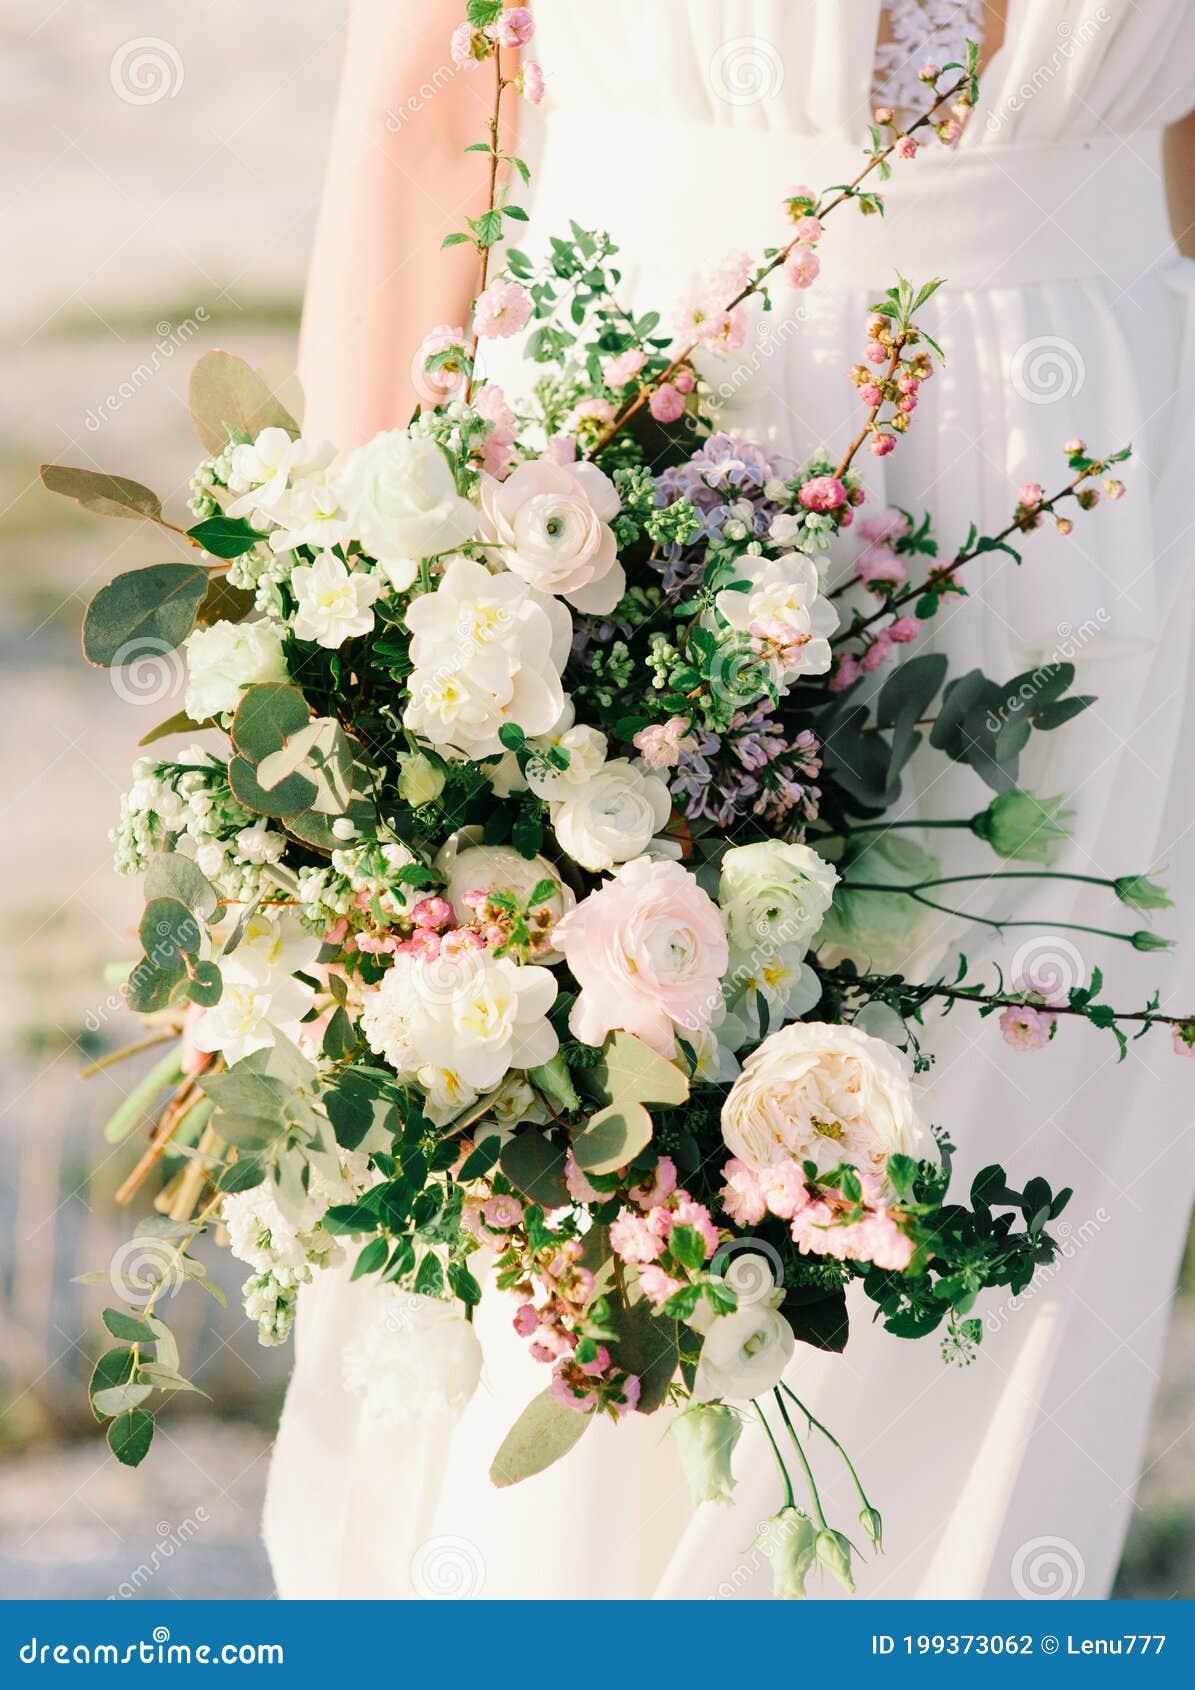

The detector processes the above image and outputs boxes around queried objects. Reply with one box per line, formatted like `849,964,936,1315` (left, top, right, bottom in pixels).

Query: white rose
692,1305,795,1403
291,551,382,648
336,431,478,571
721,1021,923,1184
183,618,289,720
551,759,672,872
719,841,838,967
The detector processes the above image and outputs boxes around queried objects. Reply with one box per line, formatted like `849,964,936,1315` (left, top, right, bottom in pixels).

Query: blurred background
1,0,1192,1602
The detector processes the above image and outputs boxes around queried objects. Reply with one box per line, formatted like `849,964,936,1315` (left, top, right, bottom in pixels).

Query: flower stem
780,1382,873,1514
754,1400,796,1511
773,1387,828,1529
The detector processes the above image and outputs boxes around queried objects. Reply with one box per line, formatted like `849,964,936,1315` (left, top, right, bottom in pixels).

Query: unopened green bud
756,1506,816,1600
1114,875,1172,911
1131,930,1174,953
397,752,445,809
815,1527,856,1593
859,1505,884,1550
669,1402,742,1507
971,790,1073,864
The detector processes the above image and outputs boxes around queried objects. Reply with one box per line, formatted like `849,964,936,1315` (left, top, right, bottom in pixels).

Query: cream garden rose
719,839,838,964
721,1021,922,1183
183,618,289,721
479,456,625,613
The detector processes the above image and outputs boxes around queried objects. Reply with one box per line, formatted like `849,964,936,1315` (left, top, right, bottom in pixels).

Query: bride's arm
299,0,514,444
1164,108,1195,259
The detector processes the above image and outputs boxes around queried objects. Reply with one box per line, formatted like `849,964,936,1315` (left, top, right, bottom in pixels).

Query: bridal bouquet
54,6,1190,1598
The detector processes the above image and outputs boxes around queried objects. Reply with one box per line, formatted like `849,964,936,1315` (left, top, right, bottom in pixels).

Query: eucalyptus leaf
490,1388,592,1487
189,351,299,454
82,563,209,667
41,463,163,523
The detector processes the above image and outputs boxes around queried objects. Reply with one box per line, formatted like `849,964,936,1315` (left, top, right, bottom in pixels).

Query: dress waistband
532,117,1176,291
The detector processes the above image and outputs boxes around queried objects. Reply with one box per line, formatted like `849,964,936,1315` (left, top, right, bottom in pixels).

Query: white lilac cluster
111,749,287,900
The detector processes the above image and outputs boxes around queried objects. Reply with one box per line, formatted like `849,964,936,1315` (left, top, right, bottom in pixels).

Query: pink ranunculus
478,455,624,612
473,279,532,340
784,247,820,289
798,475,846,512
554,857,729,1057
649,382,686,423
519,61,545,104
602,347,647,388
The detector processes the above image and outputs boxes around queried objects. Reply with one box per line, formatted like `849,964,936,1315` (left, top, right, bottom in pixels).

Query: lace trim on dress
873,0,985,123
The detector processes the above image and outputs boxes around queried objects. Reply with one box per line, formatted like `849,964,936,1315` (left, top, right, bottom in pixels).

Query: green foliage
41,463,164,524
188,349,298,454
82,562,209,667
490,1388,592,1487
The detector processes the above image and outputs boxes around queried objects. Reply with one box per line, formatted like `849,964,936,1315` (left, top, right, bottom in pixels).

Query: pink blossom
612,1373,642,1417
396,928,441,961
479,425,517,478
1104,479,1126,500
897,392,918,415
856,543,907,587
1064,437,1086,455
549,1366,596,1413
410,895,453,930
488,6,534,48
999,1004,1056,1051
545,433,577,465
672,1193,719,1259
858,507,909,543
413,323,467,405
784,247,820,289
564,1154,601,1205
649,383,686,423
919,59,941,80
798,475,845,512
634,716,694,770
1018,482,1044,508
639,1265,684,1308
874,106,894,124
828,654,861,692
708,249,753,295
760,1158,810,1221
792,215,822,246
610,1210,663,1264
602,347,646,388
896,135,918,160
519,60,545,103
721,1158,767,1226
483,1194,525,1230
571,397,617,427
450,23,488,67
461,1199,487,1241
870,432,897,457
865,340,888,364
579,1344,611,1378
630,1155,678,1210
673,365,696,394
473,280,532,340
937,119,962,145
1172,1024,1195,1058
554,857,728,1057
475,382,516,430
1056,517,1074,536
440,926,483,958
513,1303,539,1338
888,615,921,643
858,382,883,407
861,631,894,672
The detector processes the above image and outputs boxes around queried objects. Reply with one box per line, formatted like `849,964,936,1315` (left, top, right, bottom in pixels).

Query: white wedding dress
265,0,1195,1599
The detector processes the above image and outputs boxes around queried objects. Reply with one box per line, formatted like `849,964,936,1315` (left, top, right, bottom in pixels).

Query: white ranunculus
402,555,567,759
719,840,838,968
336,431,478,571
692,1304,796,1403
524,723,609,801
479,457,624,612
550,759,672,872
721,1021,923,1183
714,553,838,684
183,618,289,721
291,551,383,648
225,428,334,526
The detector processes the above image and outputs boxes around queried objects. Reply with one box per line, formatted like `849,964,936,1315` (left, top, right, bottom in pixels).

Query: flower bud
756,1507,816,1599
859,1504,884,1549
397,751,445,808
1131,930,1174,952
669,1402,743,1507
1114,875,1172,911
971,790,1073,864
815,1527,856,1593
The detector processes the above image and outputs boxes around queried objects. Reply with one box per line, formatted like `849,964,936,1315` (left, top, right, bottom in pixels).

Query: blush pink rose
553,856,729,1056
479,455,624,612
